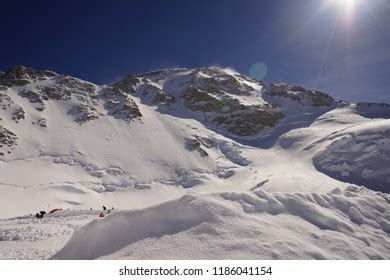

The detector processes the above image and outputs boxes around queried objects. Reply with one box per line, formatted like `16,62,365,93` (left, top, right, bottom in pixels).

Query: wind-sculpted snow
314,120,390,193
52,190,389,260
52,195,213,259
222,187,390,234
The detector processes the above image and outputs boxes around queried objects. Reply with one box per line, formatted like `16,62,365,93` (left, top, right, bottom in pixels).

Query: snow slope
0,66,389,259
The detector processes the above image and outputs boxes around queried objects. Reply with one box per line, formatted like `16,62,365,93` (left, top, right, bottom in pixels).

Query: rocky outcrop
213,109,283,137
263,83,335,107
183,87,283,136
138,83,174,105
68,104,100,124
0,65,56,88
190,67,257,96
0,126,18,156
113,76,138,93
0,93,14,110
16,76,96,111
101,87,142,122
185,138,209,157
181,69,283,136
19,89,46,111
36,117,47,128
0,93,26,123
0,66,142,125
114,76,175,107
0,65,343,138
11,107,25,123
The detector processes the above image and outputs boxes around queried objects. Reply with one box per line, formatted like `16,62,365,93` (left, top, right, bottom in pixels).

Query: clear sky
1,0,390,102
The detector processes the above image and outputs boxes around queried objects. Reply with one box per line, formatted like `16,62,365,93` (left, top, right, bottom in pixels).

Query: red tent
49,208,62,214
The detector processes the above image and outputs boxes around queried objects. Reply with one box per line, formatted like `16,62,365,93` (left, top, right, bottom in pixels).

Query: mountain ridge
0,64,389,260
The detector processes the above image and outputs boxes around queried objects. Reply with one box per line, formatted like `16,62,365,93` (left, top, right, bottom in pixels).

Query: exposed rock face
102,87,142,122
0,65,56,87
0,93,15,110
0,126,18,156
112,66,338,137
0,66,143,125
19,89,46,111
114,75,175,106
263,83,335,107
183,86,225,112
68,104,100,124
182,85,283,136
0,93,26,123
0,65,361,140
185,138,209,157
113,76,138,93
138,83,174,105
213,109,283,137
190,68,256,96
11,107,25,123
36,117,47,128
18,76,97,112
180,68,284,136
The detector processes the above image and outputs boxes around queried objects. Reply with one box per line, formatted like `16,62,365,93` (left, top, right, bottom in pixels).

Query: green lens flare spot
249,63,268,81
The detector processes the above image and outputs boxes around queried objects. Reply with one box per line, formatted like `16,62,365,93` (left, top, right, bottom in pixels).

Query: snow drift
53,188,389,260
314,120,390,193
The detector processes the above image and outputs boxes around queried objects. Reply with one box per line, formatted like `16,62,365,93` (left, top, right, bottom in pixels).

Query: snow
314,120,390,193
0,66,389,260
52,188,389,260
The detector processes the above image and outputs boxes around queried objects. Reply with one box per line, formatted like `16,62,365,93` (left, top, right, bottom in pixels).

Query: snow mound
313,120,390,193
52,189,390,260
52,195,217,259
222,187,389,233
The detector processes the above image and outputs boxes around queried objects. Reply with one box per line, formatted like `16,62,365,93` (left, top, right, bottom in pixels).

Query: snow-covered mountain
0,65,389,259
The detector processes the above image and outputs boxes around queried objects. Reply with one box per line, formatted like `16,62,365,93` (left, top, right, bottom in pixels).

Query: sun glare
335,0,355,11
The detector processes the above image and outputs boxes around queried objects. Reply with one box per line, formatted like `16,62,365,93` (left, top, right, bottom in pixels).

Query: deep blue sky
1,0,390,102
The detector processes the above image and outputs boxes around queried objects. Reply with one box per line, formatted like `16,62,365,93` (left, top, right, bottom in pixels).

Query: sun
334,0,355,11
341,0,354,8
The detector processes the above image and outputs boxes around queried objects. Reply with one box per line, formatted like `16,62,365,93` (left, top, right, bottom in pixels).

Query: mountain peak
0,65,389,260
0,65,57,87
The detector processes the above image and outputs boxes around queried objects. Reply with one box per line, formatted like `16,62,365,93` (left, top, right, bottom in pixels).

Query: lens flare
333,0,355,12
341,0,354,9
249,63,268,81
